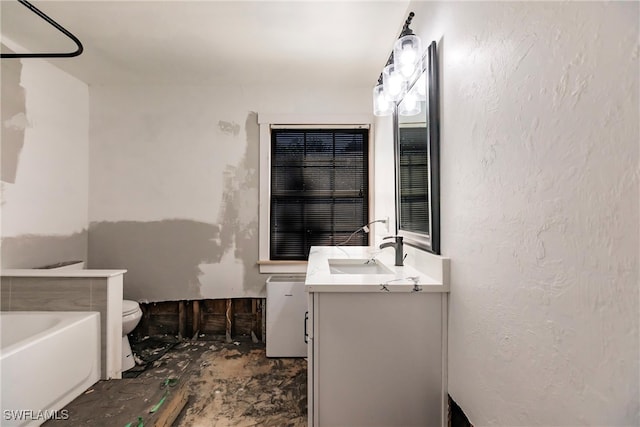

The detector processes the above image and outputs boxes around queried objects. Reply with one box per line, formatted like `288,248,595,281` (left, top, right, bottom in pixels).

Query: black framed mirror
394,41,440,254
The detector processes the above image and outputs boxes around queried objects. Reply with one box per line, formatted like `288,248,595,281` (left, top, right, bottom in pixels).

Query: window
398,125,429,234
258,114,372,273
270,128,369,260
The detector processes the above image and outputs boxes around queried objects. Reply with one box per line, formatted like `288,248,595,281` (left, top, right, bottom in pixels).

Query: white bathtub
0,311,100,427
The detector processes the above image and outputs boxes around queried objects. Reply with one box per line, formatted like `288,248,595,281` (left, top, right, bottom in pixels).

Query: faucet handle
383,235,403,242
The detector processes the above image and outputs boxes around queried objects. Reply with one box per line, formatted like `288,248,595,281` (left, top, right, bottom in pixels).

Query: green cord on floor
149,390,169,413
124,377,178,426
124,415,144,427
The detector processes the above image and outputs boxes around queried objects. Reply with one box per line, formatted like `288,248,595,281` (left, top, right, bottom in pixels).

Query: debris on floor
176,344,306,427
43,337,307,427
124,335,182,378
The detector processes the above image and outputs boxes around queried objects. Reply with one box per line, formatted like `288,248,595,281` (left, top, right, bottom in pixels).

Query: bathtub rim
0,311,101,359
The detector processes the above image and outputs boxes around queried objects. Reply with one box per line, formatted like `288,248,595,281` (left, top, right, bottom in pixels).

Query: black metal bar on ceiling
376,11,416,85
1,0,83,59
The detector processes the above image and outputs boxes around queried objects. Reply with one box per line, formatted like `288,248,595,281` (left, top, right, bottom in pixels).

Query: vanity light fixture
394,33,422,81
372,12,422,117
382,61,406,102
373,82,393,116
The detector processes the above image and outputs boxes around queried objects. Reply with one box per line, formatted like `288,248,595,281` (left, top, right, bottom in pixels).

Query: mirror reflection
398,73,429,235
394,41,440,254
397,70,429,235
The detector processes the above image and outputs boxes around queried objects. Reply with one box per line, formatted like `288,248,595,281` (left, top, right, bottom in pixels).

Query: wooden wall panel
134,298,265,341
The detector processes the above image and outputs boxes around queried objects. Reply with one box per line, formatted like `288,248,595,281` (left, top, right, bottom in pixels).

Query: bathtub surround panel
373,2,639,425
1,277,93,311
0,229,88,269
1,271,125,380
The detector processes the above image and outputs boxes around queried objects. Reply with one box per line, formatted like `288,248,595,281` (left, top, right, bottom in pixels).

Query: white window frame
258,114,374,274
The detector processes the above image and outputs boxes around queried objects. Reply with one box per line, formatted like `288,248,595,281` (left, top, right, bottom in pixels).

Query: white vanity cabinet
305,246,449,427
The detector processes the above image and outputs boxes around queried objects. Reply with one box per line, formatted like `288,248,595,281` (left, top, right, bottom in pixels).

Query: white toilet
122,300,142,371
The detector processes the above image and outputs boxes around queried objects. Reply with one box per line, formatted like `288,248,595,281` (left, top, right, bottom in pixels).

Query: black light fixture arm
400,12,415,37
375,11,416,85
1,0,83,59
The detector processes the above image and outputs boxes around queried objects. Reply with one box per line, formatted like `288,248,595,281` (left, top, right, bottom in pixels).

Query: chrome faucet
379,235,404,266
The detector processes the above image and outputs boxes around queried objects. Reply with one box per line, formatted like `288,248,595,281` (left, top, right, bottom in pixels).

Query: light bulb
394,35,423,80
383,63,406,101
399,47,417,65
373,84,393,116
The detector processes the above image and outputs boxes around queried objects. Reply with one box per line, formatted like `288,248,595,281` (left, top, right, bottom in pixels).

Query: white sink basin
306,246,448,292
328,259,393,275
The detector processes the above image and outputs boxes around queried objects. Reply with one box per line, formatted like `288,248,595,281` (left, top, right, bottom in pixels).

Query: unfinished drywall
89,84,370,300
1,45,26,184
374,1,639,425
199,112,261,298
0,41,90,269
88,113,261,301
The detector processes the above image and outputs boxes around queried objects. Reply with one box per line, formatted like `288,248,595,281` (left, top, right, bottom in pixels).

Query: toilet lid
122,300,140,316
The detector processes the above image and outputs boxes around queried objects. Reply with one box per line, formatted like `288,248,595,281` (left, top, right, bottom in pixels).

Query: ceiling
0,0,410,87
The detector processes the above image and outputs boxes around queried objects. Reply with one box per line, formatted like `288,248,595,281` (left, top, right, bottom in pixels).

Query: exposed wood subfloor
43,338,307,427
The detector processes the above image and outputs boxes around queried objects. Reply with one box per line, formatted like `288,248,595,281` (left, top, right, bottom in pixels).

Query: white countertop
305,246,449,293
1,269,127,278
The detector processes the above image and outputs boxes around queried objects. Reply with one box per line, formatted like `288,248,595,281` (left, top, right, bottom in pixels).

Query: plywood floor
43,338,307,427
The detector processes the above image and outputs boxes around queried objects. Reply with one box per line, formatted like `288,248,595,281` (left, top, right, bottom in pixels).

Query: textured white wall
377,1,639,425
1,45,89,267
373,113,395,242
89,84,371,301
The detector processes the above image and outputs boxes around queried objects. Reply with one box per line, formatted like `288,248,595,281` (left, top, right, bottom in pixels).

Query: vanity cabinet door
307,292,315,425
310,292,444,427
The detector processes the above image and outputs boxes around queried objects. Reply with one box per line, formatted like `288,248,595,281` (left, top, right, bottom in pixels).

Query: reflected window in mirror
394,41,440,254
398,97,428,234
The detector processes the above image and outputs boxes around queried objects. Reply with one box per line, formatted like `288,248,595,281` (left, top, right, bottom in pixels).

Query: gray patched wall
1,230,88,268
88,220,219,300
88,102,264,301
88,81,369,301
1,46,26,184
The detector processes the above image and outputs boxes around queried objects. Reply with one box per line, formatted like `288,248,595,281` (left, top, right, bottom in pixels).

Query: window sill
257,260,308,275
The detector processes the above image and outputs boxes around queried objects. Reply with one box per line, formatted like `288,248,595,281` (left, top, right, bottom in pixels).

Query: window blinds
270,129,369,260
398,126,430,234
